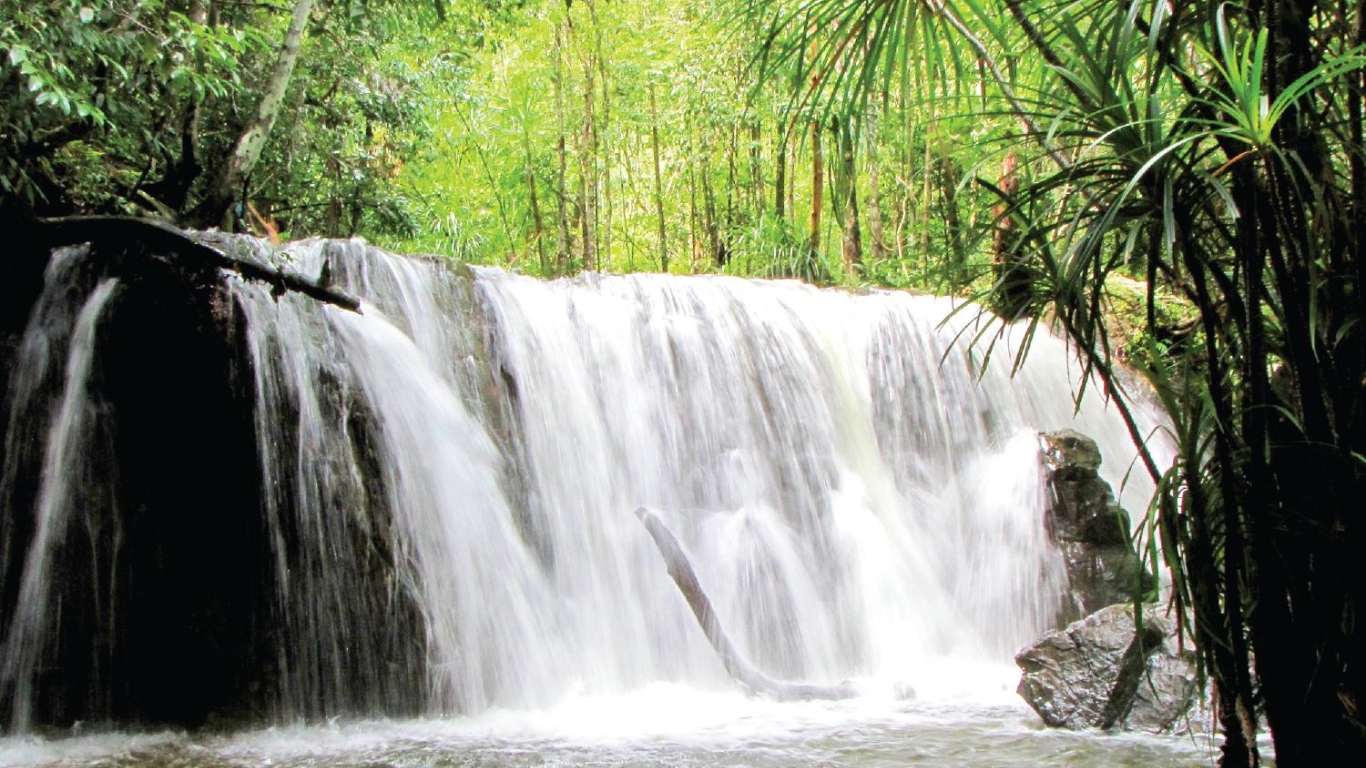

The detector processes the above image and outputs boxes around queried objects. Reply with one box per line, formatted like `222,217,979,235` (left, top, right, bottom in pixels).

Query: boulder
1016,603,1200,733
1040,429,1153,620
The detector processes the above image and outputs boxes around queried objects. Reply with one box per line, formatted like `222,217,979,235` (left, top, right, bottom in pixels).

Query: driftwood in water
634,507,857,701
32,216,362,313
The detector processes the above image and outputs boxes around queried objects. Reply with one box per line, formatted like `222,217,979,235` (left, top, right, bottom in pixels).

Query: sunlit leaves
1201,6,1366,151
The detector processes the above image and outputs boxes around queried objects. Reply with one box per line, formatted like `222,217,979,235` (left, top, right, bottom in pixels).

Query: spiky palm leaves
744,1,1366,765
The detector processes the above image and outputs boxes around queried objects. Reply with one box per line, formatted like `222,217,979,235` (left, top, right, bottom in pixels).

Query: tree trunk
588,0,610,270
920,137,932,269
774,125,787,220
142,0,209,216
524,129,547,274
809,122,823,257
198,0,316,229
992,152,1032,317
554,23,571,276
934,150,965,282
701,133,722,267
687,114,700,271
865,116,887,261
750,121,763,220
833,117,862,275
649,85,669,272
580,57,598,272
723,122,737,266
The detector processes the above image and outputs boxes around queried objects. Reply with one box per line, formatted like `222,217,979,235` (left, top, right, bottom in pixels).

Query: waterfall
229,240,1163,715
0,236,1169,728
0,251,119,732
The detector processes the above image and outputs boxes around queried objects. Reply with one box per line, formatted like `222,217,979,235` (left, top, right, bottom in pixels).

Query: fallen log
634,506,857,701
30,216,362,313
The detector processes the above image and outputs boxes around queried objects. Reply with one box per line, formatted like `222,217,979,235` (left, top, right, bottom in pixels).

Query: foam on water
0,692,1216,768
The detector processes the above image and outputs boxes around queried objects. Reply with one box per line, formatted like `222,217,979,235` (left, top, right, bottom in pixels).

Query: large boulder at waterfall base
1016,603,1200,733
1040,429,1152,620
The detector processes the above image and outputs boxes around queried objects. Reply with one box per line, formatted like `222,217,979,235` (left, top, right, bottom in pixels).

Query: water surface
1,687,1216,768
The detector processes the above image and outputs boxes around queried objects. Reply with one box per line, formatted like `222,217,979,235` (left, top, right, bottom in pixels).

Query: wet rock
1040,429,1153,621
1016,603,1199,733
0,228,425,730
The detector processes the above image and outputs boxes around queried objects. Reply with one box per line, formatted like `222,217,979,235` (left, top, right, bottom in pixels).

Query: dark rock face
1016,603,1200,733
1040,429,1152,621
0,225,424,731
0,231,276,729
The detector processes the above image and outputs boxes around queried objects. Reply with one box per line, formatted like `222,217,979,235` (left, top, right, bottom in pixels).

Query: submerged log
31,216,362,313
634,507,857,701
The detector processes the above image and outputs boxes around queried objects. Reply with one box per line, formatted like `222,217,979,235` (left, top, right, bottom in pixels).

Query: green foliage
726,213,833,282
0,0,515,235
0,0,261,212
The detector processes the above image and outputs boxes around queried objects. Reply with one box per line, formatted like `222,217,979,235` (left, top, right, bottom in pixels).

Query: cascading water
218,238,1166,719
0,249,119,733
0,235,1177,753
467,268,1157,698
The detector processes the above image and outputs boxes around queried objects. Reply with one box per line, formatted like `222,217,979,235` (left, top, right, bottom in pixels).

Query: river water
0,689,1216,767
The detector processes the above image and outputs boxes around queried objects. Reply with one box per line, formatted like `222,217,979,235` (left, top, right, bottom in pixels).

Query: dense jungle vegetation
3,1,1364,766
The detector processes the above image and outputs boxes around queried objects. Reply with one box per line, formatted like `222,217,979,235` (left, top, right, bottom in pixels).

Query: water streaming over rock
0,251,119,731
227,239,1164,717
0,236,1169,730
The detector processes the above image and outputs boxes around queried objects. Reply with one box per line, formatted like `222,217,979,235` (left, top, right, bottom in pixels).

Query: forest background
4,2,1365,768
1,0,1027,296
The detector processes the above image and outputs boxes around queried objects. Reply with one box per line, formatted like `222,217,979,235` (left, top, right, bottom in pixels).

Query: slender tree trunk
579,56,598,272
588,0,610,269
347,121,371,236
687,114,699,271
919,138,932,269
750,121,763,220
199,0,316,228
701,133,722,267
809,121,823,256
724,122,737,264
649,85,669,272
896,117,915,263
324,147,342,236
524,129,547,274
865,116,886,261
554,23,571,275
147,0,209,215
774,125,787,220
934,150,964,280
992,152,1031,316
1352,0,1366,301
834,117,862,274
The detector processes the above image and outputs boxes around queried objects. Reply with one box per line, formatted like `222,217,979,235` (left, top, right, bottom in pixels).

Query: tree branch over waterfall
31,216,362,313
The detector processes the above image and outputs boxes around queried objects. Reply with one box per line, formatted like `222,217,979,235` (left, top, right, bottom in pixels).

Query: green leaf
79,6,95,24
